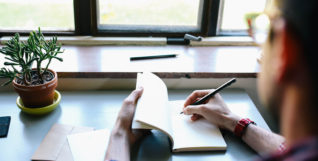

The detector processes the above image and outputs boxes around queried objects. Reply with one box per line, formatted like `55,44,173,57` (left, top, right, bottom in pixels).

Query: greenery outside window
94,0,205,36
0,0,269,37
0,0,74,35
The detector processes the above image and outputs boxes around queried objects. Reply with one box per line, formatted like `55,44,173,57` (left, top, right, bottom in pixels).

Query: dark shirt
259,137,318,161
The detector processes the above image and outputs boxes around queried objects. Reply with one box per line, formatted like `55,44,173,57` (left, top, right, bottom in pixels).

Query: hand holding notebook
132,72,227,152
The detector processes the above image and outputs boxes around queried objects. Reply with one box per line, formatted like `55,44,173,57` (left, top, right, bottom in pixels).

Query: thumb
133,87,144,98
183,105,204,115
126,87,144,104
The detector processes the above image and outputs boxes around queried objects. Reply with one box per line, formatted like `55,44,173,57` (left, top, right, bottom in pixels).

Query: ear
275,19,300,84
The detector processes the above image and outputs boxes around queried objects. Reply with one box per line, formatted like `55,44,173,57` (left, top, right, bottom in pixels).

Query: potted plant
0,28,63,108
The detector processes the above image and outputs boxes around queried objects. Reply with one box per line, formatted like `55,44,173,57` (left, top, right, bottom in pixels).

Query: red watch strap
234,118,256,137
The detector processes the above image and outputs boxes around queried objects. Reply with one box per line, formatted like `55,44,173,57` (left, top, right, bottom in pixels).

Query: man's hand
105,87,149,161
183,89,241,132
114,87,149,144
183,89,286,155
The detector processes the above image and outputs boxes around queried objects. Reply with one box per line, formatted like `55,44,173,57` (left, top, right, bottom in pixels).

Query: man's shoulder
258,137,318,161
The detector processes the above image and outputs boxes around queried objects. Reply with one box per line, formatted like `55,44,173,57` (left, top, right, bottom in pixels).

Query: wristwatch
234,118,256,137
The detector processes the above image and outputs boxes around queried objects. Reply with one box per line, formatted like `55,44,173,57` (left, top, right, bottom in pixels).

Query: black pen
130,54,177,61
180,78,236,114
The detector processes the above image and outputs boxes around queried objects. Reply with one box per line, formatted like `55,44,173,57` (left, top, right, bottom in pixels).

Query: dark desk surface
0,89,268,161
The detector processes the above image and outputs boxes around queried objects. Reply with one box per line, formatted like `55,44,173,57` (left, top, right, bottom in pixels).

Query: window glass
220,0,267,31
98,0,201,27
0,0,74,31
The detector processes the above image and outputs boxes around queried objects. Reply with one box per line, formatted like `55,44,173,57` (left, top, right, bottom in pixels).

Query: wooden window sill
1,36,255,46
0,45,260,79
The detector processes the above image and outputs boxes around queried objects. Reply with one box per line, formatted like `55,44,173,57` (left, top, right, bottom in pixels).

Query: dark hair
280,0,318,89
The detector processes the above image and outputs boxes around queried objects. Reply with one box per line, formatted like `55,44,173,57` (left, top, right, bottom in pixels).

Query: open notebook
132,72,227,152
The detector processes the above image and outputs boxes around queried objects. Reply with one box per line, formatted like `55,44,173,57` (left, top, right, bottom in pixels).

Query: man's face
257,25,283,118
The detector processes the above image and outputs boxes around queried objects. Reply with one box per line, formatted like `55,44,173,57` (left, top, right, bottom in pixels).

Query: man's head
258,0,318,119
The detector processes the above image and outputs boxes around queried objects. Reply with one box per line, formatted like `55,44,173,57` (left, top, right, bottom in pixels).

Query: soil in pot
15,70,54,86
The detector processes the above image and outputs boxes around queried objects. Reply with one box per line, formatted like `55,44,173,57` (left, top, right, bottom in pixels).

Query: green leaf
52,56,63,62
5,57,17,62
26,58,37,67
0,27,64,79
4,62,19,66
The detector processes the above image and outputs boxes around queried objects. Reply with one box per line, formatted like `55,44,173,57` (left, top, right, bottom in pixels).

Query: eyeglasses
245,13,271,63
246,13,271,46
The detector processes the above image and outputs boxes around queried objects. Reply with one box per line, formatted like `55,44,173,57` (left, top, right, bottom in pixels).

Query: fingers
183,104,205,116
183,105,204,121
184,90,212,107
191,114,202,121
120,87,143,118
124,87,144,106
117,87,144,129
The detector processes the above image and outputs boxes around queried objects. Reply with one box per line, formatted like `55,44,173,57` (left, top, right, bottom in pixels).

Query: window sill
0,45,260,79
0,45,260,91
0,36,255,46
10,45,260,78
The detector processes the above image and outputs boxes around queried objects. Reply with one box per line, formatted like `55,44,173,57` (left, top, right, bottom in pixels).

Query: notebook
132,72,227,152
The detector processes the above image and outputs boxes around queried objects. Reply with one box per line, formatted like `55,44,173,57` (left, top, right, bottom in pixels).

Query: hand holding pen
181,78,236,114
181,78,241,131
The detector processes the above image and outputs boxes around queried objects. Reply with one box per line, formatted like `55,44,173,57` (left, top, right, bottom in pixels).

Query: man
105,0,318,160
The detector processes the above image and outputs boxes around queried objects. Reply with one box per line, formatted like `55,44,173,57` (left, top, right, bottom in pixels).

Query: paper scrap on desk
31,124,94,161
67,129,110,161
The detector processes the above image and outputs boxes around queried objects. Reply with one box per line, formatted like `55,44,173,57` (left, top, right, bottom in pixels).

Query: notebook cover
0,116,11,137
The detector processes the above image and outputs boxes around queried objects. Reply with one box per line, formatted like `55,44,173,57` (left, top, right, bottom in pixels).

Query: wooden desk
0,89,269,161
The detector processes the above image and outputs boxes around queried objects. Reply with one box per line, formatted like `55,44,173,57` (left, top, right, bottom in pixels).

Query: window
96,0,203,35
0,0,74,32
0,0,269,37
219,0,268,35
99,0,200,27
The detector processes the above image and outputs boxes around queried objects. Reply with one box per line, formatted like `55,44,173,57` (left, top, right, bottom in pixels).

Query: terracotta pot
12,69,58,108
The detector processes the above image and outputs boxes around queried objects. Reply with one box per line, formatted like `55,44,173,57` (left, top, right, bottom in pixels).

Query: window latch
167,34,202,45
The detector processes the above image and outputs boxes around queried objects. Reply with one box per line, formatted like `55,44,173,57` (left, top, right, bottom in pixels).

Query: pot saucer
16,90,61,115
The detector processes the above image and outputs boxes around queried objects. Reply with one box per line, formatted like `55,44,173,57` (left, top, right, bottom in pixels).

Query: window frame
216,0,269,36
91,0,213,37
0,0,232,38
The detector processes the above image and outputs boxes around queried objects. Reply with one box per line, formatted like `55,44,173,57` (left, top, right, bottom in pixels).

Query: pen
180,78,236,114
130,54,177,61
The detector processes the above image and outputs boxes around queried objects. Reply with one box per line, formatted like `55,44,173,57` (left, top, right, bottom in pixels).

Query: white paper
169,100,227,152
67,129,110,161
133,72,172,135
